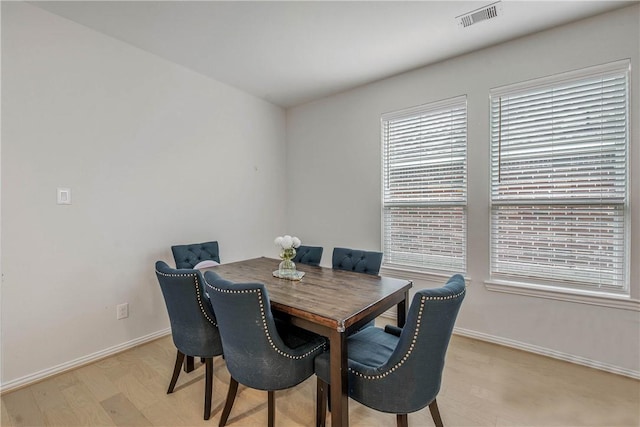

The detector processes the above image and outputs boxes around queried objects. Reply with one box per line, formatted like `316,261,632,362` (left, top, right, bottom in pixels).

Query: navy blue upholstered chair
292,245,324,267
315,274,466,427
203,271,326,427
171,241,220,269
155,261,224,420
332,247,383,275
332,247,383,330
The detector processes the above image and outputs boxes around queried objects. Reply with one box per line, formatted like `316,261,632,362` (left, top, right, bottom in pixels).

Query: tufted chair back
204,271,324,390
154,261,224,420
156,261,222,357
171,241,220,269
315,274,466,426
203,270,326,426
292,245,323,266
332,247,383,275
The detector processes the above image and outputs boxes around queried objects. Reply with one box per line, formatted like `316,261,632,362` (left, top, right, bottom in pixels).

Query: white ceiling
31,0,635,108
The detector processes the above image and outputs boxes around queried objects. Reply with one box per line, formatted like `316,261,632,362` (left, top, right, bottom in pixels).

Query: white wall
287,5,640,376
1,2,287,388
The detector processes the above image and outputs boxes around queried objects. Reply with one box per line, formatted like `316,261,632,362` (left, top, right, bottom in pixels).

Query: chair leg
167,350,185,394
396,414,408,427
204,358,213,420
429,399,443,427
219,377,239,427
184,355,195,372
268,390,275,427
316,378,328,427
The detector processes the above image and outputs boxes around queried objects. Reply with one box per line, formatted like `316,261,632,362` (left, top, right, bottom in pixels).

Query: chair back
155,261,223,358
292,245,323,266
332,247,383,275
203,271,323,390
350,274,466,413
171,241,220,269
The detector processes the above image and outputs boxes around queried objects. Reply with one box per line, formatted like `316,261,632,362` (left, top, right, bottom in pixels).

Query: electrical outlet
57,188,71,205
117,303,129,320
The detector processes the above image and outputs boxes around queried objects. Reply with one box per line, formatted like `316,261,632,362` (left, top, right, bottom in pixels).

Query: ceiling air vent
457,2,502,28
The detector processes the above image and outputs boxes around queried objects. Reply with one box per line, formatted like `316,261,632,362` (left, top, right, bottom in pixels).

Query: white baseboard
381,310,639,379
0,328,171,394
3,322,638,394
453,327,640,380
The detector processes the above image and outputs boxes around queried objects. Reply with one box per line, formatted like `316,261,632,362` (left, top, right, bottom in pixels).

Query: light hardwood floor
1,334,638,426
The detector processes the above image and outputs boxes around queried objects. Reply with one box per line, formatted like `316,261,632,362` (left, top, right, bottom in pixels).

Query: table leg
329,329,349,427
397,290,409,328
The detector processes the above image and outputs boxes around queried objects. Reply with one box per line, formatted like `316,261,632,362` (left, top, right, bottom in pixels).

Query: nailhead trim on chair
155,269,217,326
349,289,466,380
205,282,325,359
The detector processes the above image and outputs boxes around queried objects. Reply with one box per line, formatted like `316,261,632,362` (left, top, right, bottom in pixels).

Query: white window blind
382,96,467,273
490,60,629,294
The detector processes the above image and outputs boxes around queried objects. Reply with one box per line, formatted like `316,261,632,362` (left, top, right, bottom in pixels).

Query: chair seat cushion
275,318,327,350
314,326,398,384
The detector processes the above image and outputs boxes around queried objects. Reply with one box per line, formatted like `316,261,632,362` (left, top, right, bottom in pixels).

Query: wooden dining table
203,256,412,427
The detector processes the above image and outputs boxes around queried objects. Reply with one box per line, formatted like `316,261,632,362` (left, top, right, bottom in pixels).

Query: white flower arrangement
274,235,301,250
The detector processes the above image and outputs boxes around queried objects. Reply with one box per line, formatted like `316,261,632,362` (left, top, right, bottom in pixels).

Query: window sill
484,279,639,311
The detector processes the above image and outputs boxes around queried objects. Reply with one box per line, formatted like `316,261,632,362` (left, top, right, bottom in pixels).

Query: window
382,96,467,273
490,60,629,295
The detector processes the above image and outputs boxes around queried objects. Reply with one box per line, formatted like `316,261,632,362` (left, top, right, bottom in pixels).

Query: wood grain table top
205,257,412,332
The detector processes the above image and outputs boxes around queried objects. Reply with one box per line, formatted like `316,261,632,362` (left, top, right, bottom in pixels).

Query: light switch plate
57,188,71,205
